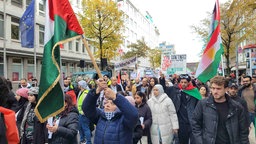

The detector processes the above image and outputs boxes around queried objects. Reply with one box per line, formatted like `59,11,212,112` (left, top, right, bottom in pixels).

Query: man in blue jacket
82,78,139,144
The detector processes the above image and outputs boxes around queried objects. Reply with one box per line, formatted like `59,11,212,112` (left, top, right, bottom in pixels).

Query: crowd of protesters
0,71,255,144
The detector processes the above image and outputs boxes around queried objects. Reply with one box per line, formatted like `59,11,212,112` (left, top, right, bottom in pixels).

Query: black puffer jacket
49,106,79,144
191,94,249,144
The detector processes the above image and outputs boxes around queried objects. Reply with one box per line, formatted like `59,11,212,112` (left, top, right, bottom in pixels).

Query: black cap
228,83,238,89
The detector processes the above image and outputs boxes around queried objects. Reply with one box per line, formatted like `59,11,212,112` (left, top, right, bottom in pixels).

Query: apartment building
0,0,160,86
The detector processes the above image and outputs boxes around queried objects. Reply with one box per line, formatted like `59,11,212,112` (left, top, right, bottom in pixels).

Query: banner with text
167,54,187,75
114,57,137,70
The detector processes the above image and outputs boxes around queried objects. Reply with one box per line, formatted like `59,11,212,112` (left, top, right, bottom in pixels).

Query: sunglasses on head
179,75,189,79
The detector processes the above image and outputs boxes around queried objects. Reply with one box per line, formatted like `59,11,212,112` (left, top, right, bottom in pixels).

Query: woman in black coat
134,92,152,144
47,94,79,144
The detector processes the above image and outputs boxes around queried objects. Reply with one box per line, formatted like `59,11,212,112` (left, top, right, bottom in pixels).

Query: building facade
0,0,160,89
116,0,160,74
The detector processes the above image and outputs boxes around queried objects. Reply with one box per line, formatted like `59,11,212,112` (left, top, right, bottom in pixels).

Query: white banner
114,57,137,70
168,54,187,75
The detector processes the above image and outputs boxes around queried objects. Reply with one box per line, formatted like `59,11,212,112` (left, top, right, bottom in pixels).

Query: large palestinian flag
35,0,83,122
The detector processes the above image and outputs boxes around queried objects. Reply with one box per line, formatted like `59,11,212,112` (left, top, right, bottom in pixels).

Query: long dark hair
136,91,147,103
59,94,75,117
198,84,210,98
147,77,158,98
0,76,10,106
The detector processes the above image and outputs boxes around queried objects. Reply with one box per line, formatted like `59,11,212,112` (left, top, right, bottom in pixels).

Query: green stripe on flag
35,15,81,122
197,44,224,83
183,88,202,100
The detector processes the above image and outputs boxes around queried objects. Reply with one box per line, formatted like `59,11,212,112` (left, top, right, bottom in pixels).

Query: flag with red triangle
35,0,83,122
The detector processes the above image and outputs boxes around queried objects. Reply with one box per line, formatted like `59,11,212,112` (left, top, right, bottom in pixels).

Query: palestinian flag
35,0,83,122
195,0,224,83
178,83,202,100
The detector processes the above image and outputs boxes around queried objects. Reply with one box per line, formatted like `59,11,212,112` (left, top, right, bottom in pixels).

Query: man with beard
165,74,202,144
238,75,256,128
228,83,250,128
109,77,124,93
192,76,249,144
63,77,77,105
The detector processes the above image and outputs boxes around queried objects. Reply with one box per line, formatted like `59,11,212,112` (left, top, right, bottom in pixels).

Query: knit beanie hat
28,87,39,101
28,87,39,95
78,80,87,89
16,88,29,99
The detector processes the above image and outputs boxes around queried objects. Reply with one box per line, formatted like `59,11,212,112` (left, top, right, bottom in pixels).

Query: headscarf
153,84,164,97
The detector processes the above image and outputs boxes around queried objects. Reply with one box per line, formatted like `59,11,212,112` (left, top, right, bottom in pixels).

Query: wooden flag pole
80,35,103,78
54,35,103,79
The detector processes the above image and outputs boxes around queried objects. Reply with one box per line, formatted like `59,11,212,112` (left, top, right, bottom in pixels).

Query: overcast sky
131,0,228,62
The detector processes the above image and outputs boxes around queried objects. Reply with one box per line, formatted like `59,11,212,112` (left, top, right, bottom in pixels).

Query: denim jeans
79,114,92,144
249,112,255,126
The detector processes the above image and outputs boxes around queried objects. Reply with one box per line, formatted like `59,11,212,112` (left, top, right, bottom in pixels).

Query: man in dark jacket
165,74,200,144
192,76,249,144
228,83,250,128
237,75,256,128
82,78,139,144
109,76,124,93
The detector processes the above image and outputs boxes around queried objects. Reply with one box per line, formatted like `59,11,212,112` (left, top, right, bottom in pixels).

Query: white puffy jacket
147,93,179,144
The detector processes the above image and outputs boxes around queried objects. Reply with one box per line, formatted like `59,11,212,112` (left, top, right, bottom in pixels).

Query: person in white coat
147,84,179,144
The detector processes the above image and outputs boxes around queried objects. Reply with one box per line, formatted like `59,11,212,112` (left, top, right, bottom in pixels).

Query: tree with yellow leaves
79,0,125,70
149,48,161,69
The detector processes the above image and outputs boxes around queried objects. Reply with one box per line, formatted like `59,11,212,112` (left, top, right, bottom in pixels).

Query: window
27,59,34,79
11,0,23,7
76,40,79,52
12,58,22,81
39,25,44,45
62,62,67,77
11,17,20,40
68,41,72,51
69,63,74,74
0,14,3,37
0,56,3,76
82,44,85,53
39,0,46,16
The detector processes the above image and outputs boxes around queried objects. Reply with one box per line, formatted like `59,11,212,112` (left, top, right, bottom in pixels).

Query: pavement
249,124,256,144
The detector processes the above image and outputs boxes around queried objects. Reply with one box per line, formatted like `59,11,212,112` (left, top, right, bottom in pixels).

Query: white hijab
153,84,164,97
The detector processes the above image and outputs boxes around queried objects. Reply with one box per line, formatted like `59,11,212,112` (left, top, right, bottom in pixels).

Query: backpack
0,107,19,144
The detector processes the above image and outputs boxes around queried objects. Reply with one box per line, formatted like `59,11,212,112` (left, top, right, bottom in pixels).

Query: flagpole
236,44,239,85
3,0,7,78
81,35,103,78
221,54,225,76
34,0,37,79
